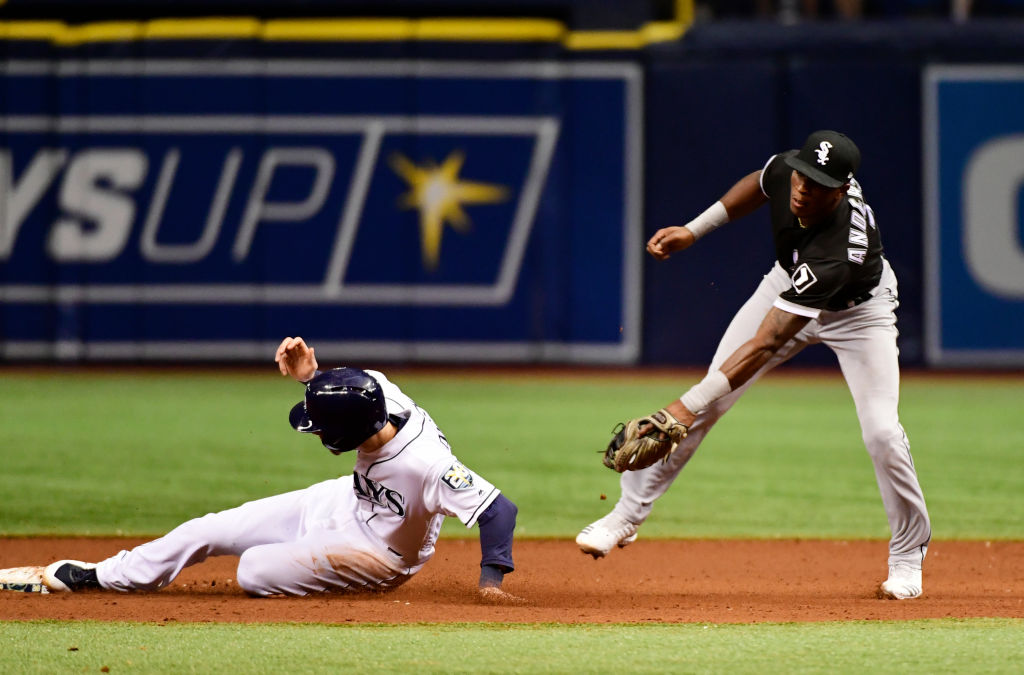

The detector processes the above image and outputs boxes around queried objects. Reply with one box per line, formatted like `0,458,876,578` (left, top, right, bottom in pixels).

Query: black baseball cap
784,130,860,188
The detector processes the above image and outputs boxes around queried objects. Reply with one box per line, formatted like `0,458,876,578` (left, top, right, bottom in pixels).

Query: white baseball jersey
94,370,501,596
352,370,501,567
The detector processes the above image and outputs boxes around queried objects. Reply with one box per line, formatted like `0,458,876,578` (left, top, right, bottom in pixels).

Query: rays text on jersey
353,472,406,516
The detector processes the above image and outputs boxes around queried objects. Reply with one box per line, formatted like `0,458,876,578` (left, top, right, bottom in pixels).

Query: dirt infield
2,538,1023,623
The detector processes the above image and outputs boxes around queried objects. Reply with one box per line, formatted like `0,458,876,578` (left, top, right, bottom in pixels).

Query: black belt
845,291,874,308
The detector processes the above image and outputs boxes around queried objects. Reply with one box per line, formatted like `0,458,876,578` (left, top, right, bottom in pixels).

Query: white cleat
576,512,639,559
42,560,100,593
878,562,923,600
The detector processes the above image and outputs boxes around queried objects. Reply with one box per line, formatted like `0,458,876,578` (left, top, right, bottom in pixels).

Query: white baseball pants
95,476,418,596
615,260,931,567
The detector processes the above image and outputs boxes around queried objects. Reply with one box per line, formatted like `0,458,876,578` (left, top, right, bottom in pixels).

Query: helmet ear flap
289,368,388,453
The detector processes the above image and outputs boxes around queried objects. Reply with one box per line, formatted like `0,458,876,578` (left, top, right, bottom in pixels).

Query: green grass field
2,619,1023,673
1,368,1022,672
1,369,1020,538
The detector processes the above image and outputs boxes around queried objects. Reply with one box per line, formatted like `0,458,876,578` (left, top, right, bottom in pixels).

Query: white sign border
0,59,643,364
923,64,1024,367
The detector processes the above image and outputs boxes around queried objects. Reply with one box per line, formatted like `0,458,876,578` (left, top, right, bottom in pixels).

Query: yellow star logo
389,150,509,270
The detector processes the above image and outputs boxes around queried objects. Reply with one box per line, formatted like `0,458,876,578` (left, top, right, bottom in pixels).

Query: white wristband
680,370,732,414
682,201,729,241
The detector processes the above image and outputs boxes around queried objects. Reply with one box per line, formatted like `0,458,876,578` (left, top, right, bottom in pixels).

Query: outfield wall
1,19,1022,367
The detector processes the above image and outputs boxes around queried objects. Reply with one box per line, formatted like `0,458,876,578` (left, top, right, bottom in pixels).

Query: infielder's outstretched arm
720,170,770,220
643,170,782,430
717,307,809,387
663,307,810,428
647,171,768,260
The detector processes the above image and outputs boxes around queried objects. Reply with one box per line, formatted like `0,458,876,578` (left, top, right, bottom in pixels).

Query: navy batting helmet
289,367,388,454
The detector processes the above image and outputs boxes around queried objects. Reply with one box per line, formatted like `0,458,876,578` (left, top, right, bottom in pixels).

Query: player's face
789,170,846,222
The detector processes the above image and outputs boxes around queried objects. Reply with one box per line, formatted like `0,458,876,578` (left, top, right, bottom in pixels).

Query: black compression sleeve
477,493,517,580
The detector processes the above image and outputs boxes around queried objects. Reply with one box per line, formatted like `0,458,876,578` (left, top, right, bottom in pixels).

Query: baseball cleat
42,560,101,592
877,562,923,600
576,512,639,559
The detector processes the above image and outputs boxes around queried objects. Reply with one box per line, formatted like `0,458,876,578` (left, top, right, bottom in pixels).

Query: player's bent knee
235,550,285,597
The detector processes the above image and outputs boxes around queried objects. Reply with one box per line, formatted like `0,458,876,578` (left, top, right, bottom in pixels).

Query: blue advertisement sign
924,66,1024,367
0,60,641,363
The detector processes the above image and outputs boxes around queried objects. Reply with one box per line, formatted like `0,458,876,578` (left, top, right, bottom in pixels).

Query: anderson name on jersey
760,151,885,314
351,371,500,568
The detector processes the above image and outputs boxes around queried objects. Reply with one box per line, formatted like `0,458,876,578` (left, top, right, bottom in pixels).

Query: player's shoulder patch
441,462,475,490
791,262,818,294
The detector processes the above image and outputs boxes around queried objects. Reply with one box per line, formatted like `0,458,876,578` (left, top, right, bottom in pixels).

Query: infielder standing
577,130,931,599
26,337,520,601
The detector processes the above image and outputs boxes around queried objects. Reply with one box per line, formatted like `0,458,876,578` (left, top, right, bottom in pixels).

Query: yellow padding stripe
145,17,263,39
263,18,566,42
414,19,566,41
676,0,695,26
564,22,684,50
0,21,143,45
0,21,64,40
565,30,643,50
264,19,416,41
0,10,692,49
642,21,687,43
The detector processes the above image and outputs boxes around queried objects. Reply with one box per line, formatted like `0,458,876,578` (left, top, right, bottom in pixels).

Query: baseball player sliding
1,337,520,602
582,130,931,600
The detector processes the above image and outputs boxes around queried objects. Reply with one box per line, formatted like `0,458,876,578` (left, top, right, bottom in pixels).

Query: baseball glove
602,408,688,473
